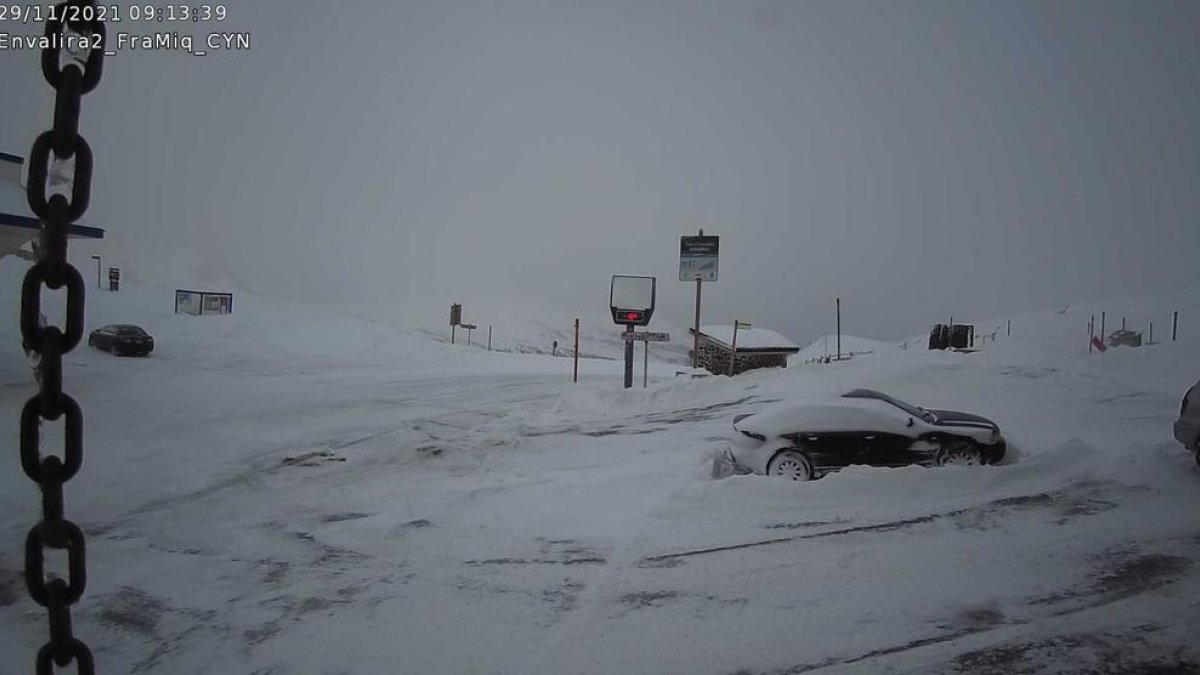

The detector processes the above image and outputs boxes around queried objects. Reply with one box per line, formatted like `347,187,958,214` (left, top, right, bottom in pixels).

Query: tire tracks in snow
638,480,1127,566
511,463,704,673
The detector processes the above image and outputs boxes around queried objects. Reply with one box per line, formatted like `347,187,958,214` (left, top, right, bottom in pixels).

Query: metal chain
20,2,104,673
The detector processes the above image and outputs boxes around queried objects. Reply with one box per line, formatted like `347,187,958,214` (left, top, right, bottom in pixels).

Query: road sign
460,323,477,330
621,331,669,342
610,275,656,326
735,321,751,330
680,235,719,282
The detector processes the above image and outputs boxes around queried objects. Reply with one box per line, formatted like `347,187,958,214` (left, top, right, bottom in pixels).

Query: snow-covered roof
693,325,800,352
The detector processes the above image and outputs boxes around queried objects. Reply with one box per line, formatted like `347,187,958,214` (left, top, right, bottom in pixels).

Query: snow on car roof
736,397,906,437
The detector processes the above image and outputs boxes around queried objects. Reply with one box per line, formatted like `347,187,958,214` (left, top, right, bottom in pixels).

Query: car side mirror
907,417,914,427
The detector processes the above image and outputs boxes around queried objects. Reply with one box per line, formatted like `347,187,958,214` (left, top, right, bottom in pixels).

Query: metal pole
1007,319,1011,337
729,322,739,376
573,318,579,383
836,297,841,360
451,324,456,345
1100,311,1106,341
1149,321,1154,344
692,228,703,368
1089,316,1094,353
624,325,634,388
643,341,649,388
488,325,492,351
1173,311,1178,341
1121,317,1126,331
91,255,101,290
693,277,702,368
467,328,472,347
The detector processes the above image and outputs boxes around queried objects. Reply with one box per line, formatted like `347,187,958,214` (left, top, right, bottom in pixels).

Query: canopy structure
1,151,104,259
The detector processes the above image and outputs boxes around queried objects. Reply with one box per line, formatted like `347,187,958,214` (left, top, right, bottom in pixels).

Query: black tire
937,440,984,467
766,449,814,481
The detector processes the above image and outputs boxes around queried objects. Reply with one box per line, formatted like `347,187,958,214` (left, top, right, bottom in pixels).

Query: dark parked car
88,324,155,356
717,388,1006,481
1174,380,1200,467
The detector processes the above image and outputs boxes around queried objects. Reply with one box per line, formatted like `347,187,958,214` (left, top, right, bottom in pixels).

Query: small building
690,325,800,375
1,152,104,258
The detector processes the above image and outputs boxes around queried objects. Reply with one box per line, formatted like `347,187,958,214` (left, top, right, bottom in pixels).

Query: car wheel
938,440,984,467
767,449,814,481
87,335,95,347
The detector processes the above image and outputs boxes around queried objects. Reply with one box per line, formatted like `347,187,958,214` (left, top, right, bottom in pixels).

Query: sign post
610,275,657,389
461,323,477,347
573,318,580,383
618,331,668,388
729,321,751,375
450,303,462,344
643,341,649,388
90,255,101,290
680,231,718,367
624,325,635,388
836,297,841,360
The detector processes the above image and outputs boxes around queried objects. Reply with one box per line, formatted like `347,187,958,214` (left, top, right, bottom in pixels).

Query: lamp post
90,255,101,290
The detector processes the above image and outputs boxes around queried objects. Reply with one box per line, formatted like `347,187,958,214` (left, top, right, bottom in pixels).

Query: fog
2,0,1197,345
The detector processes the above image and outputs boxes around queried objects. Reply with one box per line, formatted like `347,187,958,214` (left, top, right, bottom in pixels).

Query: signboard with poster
679,235,719,282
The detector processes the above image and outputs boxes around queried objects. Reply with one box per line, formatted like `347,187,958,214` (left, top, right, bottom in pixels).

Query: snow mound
795,334,898,361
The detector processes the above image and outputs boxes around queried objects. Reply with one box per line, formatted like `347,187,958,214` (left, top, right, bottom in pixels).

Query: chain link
19,2,103,672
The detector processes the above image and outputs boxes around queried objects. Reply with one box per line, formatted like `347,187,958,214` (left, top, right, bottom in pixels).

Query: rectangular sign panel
622,331,670,341
610,275,656,326
176,289,234,316
679,235,719,282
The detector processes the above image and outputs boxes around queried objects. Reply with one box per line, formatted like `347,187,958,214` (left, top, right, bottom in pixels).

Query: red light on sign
625,312,640,321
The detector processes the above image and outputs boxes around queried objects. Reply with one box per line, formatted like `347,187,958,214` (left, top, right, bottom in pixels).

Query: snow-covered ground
1,258,1198,674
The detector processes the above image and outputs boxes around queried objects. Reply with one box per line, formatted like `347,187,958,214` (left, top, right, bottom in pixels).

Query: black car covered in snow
88,324,155,356
719,388,1007,481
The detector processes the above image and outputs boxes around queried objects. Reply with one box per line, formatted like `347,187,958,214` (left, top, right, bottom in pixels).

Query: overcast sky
2,0,1197,344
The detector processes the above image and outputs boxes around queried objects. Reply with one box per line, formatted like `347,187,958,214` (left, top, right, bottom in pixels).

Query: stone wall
695,334,791,375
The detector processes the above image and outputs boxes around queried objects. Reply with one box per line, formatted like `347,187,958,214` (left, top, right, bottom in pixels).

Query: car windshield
844,389,937,423
116,326,146,336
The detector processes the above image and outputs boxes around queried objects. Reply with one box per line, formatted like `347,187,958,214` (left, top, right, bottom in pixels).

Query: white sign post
620,332,670,388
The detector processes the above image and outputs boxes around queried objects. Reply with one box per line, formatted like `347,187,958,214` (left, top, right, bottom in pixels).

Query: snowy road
3,289,1200,674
